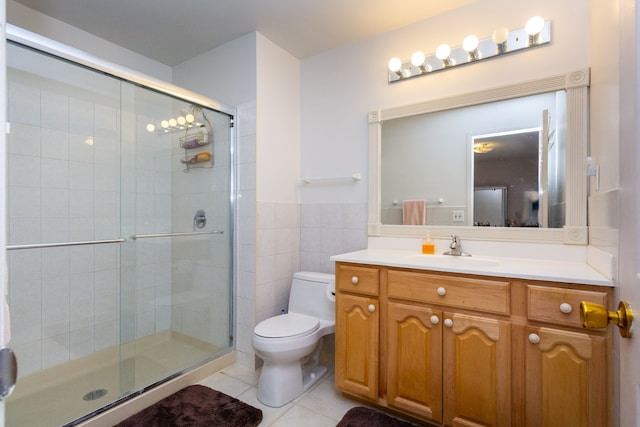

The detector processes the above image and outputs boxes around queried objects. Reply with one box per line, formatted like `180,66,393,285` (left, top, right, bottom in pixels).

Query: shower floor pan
6,330,221,427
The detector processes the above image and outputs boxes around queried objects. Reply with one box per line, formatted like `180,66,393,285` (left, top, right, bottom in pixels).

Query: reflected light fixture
473,142,496,154
147,110,199,133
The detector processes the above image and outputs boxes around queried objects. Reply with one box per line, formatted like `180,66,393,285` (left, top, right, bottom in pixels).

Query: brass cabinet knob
579,301,634,338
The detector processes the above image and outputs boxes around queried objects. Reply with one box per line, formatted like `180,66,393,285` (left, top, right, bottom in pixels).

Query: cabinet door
335,292,379,400
525,327,608,427
387,302,443,422
443,312,511,427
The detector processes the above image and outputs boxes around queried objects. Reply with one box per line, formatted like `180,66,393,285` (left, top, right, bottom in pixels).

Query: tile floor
197,364,367,427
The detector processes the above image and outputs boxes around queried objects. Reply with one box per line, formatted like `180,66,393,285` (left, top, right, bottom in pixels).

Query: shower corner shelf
179,132,213,172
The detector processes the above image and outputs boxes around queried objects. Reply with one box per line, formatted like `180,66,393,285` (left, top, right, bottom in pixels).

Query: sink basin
407,255,501,269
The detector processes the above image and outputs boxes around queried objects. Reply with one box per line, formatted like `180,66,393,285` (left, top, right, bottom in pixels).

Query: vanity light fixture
435,44,454,67
411,51,432,73
463,35,480,61
492,27,509,54
525,16,545,46
387,17,551,83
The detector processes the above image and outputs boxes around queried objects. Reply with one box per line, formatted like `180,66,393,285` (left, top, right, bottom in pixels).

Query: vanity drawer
336,264,379,296
527,284,608,328
387,270,510,315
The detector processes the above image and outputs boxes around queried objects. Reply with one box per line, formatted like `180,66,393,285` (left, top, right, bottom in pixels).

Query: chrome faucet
443,234,471,256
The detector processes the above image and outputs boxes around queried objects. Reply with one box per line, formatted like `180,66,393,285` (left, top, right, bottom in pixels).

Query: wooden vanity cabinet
387,270,512,426
386,301,442,422
520,283,612,427
442,312,511,427
335,264,380,400
335,262,614,427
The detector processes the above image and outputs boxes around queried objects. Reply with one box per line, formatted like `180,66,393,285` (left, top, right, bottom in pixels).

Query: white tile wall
235,102,258,368
301,202,368,274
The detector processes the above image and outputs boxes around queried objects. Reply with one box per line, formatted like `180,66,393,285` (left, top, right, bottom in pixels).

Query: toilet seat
254,313,319,339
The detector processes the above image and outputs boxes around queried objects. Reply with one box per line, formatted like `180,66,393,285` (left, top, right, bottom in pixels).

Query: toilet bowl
252,271,335,407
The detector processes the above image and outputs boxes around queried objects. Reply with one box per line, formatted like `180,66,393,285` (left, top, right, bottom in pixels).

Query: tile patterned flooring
198,364,367,427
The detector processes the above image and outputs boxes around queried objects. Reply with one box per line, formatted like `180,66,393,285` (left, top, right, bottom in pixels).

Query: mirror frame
368,68,590,244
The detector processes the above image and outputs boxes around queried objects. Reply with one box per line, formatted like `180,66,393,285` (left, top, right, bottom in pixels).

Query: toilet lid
254,313,320,339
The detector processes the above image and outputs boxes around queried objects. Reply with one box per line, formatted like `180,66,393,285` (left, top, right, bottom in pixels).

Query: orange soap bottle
421,233,435,254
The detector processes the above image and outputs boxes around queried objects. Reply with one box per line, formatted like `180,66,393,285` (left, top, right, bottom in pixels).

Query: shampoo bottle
421,232,435,254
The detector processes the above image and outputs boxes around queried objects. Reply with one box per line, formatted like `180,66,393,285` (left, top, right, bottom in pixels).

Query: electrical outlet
452,211,465,222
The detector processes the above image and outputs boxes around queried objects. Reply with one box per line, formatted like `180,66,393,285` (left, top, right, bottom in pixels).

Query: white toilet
252,271,336,407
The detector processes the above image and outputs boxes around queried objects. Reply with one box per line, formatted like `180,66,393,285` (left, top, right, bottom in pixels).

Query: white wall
300,0,590,204
7,0,171,82
173,33,257,107
173,31,305,367
587,0,621,263
256,33,301,203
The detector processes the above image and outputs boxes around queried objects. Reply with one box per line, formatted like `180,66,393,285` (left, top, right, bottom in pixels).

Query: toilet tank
288,271,335,322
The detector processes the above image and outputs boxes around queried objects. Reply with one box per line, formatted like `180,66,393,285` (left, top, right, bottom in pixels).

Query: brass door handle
579,301,634,338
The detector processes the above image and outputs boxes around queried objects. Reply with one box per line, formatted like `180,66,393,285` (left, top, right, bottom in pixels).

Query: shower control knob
351,276,359,285
368,304,375,313
560,303,573,314
437,287,447,296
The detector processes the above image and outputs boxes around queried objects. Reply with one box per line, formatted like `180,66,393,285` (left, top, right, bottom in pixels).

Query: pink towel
402,200,426,225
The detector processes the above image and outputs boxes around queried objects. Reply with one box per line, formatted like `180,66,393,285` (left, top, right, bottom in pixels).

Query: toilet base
257,362,329,408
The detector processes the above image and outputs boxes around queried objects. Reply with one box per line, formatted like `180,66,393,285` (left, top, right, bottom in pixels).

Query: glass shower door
117,83,234,395
5,39,234,427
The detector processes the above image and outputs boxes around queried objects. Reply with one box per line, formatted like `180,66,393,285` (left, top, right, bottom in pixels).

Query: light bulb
177,116,186,125
388,57,402,73
160,120,169,129
525,16,545,36
492,27,509,44
411,51,426,67
146,123,156,132
463,35,479,52
185,113,195,123
435,44,451,60
169,118,177,127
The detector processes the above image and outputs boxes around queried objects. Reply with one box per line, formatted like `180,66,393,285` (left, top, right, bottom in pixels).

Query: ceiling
12,0,478,66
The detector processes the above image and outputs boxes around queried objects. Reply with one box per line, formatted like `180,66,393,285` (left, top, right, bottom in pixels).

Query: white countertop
330,249,613,286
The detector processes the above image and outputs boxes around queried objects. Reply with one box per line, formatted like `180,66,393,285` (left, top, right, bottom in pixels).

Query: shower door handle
0,347,17,401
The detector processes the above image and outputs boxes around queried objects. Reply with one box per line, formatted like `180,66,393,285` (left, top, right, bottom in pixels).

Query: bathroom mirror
368,69,590,244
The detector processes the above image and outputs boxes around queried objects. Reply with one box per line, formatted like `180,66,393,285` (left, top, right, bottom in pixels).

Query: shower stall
4,28,235,426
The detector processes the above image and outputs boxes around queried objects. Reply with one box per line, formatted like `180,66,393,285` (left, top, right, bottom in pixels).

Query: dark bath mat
337,406,421,427
113,384,262,427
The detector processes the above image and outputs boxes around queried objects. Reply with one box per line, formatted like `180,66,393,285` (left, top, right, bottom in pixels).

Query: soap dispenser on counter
421,232,435,254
